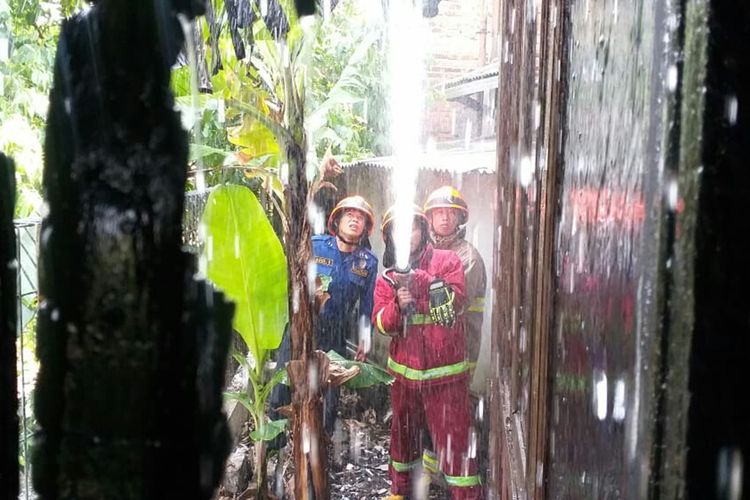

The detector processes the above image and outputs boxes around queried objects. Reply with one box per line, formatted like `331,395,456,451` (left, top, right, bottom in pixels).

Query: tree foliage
171,0,387,194
0,0,60,217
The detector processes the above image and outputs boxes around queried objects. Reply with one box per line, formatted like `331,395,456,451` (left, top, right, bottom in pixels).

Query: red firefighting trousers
389,378,483,499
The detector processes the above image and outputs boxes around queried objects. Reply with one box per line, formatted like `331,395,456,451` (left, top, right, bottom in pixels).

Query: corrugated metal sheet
441,62,499,99
343,148,497,174
443,62,500,89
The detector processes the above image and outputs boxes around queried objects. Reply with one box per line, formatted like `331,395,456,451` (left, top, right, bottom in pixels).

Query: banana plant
200,183,288,497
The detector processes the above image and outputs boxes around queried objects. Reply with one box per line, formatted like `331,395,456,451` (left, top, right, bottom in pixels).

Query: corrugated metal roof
443,62,500,90
343,148,496,174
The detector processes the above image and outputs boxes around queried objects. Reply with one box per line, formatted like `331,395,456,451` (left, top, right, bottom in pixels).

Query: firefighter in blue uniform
268,195,378,448
312,197,378,357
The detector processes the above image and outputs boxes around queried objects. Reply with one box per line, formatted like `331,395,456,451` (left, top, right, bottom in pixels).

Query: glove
429,279,456,327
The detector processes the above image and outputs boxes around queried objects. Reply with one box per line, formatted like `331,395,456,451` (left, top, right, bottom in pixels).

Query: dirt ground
219,385,450,499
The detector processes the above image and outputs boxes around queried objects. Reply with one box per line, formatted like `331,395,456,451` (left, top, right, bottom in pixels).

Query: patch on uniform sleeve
351,259,369,277
314,256,334,267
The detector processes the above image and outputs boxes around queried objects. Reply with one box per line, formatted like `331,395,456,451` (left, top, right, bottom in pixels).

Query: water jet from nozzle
387,1,426,271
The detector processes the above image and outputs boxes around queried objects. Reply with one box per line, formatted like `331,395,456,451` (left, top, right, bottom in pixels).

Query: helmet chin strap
336,233,359,246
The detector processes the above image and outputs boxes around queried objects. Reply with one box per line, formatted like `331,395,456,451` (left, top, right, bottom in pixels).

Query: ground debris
217,387,447,499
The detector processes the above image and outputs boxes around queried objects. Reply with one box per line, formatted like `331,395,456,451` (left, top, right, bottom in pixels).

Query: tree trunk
284,133,328,498
0,153,18,499
288,352,329,499
32,2,232,498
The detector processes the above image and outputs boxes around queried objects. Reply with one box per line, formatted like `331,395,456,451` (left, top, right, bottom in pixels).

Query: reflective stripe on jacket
372,245,469,387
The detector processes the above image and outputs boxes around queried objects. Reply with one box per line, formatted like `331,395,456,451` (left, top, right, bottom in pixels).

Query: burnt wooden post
0,153,18,500
32,1,233,498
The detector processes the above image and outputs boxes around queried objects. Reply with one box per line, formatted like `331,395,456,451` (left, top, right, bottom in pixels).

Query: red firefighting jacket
372,245,469,387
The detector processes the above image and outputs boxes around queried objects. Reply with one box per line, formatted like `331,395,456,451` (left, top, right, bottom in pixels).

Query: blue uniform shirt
312,234,378,354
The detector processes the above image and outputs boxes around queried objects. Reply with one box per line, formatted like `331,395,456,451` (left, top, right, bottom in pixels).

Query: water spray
388,1,427,272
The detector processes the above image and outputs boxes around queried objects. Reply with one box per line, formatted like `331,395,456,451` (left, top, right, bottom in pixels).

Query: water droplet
464,118,473,149
666,65,678,92
302,424,311,454
307,362,318,393
716,447,744,500
666,178,679,211
593,369,608,421
6,259,18,270
518,156,535,187
41,226,53,246
536,461,544,486
667,13,679,31
307,261,317,294
725,95,739,125
39,201,50,218
358,316,371,354
51,308,60,322
198,255,208,278
66,323,78,334
307,203,325,235
612,378,626,421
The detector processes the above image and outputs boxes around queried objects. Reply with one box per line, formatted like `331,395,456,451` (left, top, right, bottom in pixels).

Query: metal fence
14,217,39,500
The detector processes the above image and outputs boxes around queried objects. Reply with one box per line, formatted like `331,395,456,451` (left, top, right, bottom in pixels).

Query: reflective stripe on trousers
387,356,469,382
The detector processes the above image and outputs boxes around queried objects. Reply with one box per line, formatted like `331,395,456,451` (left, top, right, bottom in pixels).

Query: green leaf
249,418,288,442
189,143,228,163
326,350,395,389
227,112,282,157
231,348,251,372
307,29,380,133
261,367,289,401
224,391,255,413
202,185,288,365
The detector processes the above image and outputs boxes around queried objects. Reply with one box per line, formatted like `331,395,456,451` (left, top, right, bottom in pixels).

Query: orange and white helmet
380,204,429,237
327,195,375,236
423,186,469,225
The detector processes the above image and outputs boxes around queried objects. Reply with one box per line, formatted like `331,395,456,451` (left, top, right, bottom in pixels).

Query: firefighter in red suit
373,205,483,500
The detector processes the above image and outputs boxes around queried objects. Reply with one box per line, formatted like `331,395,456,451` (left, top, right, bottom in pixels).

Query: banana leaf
250,418,288,442
275,351,394,389
326,350,395,389
202,184,288,365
